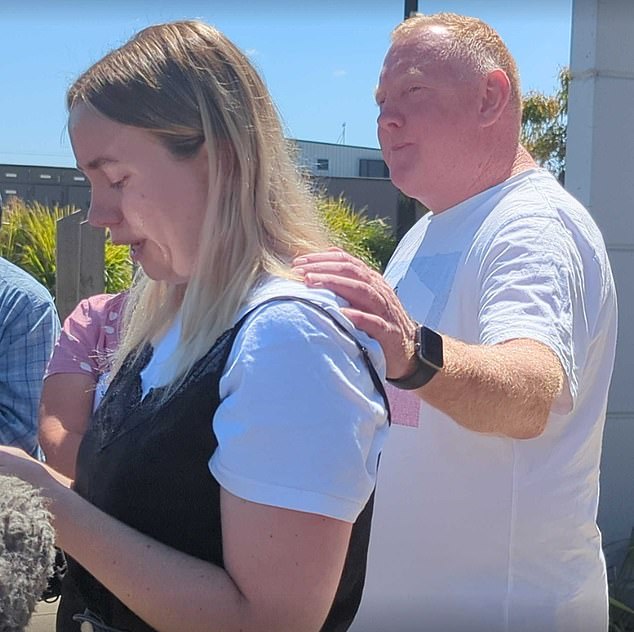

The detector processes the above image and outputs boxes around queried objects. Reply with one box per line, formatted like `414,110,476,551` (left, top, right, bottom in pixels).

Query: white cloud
333,69,347,77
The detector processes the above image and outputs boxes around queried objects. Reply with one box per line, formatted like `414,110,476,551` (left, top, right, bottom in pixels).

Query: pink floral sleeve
45,292,126,380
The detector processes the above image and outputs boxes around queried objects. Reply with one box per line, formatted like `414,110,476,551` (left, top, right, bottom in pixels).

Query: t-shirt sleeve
209,301,389,523
477,217,588,411
45,293,123,380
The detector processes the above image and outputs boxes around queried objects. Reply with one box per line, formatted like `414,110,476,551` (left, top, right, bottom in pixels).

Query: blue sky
1,0,572,167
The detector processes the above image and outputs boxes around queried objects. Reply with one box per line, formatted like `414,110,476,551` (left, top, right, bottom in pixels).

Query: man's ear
479,69,511,127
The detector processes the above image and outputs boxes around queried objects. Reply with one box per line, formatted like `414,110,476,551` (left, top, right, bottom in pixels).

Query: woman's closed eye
110,175,129,190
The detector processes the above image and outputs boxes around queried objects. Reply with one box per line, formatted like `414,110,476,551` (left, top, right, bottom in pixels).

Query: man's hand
293,248,418,380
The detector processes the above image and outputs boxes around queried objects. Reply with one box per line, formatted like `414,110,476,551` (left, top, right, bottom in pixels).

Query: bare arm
0,447,352,632
422,336,563,438
293,249,564,439
38,373,95,478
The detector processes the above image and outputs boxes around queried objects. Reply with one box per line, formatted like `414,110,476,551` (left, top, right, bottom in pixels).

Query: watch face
417,326,444,370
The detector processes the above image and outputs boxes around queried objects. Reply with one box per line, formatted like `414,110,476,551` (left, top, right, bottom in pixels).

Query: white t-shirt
140,277,389,524
351,169,617,632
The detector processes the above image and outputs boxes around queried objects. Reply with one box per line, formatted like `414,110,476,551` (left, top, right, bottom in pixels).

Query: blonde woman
0,21,389,632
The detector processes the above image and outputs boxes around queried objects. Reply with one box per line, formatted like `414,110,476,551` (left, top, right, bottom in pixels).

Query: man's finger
294,260,373,282
293,250,365,268
302,273,390,316
339,307,388,339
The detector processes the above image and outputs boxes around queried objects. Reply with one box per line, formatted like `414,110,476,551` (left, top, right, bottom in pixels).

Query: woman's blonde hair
67,20,329,389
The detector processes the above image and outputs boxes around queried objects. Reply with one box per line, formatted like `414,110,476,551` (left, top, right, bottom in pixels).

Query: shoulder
239,277,341,328
478,171,561,234
102,291,128,314
67,292,125,328
212,281,389,523
476,170,610,273
235,277,385,373
0,258,55,310
482,170,595,235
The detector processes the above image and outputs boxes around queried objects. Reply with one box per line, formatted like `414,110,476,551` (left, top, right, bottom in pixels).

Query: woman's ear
479,69,511,128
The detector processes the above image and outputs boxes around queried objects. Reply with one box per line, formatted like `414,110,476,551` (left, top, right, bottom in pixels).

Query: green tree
521,67,570,183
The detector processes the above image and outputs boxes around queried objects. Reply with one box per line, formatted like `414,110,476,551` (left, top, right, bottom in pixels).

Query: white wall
293,139,383,177
567,0,634,547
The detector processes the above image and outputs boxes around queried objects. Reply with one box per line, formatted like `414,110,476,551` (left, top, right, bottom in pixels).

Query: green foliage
521,67,570,182
1,195,394,296
104,240,134,294
608,531,634,632
317,195,397,271
0,198,132,296
0,199,66,291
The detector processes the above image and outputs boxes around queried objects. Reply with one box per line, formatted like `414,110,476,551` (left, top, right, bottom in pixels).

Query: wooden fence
55,209,105,322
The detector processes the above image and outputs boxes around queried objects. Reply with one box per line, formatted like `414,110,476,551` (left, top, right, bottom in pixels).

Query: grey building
0,163,90,211
294,139,423,236
1,140,420,236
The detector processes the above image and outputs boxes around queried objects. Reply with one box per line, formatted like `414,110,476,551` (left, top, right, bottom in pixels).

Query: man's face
375,31,482,212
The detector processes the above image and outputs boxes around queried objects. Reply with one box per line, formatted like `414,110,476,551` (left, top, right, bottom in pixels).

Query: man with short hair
294,12,617,632
0,195,60,456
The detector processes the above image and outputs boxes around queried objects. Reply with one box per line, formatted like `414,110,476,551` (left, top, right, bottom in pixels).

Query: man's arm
0,299,60,454
293,249,565,440
417,335,563,438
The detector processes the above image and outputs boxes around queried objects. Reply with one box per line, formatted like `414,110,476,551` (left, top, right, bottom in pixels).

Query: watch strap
385,358,438,390
386,325,442,391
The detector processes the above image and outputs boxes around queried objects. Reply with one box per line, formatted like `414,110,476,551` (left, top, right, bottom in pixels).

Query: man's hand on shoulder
293,249,566,439
292,248,418,380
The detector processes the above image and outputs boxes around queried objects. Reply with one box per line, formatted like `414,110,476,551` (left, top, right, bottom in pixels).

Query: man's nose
377,104,403,130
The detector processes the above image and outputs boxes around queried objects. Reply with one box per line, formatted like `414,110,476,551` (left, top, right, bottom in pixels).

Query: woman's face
69,103,209,285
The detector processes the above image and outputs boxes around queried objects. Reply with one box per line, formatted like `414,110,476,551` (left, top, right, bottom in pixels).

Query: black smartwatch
386,325,444,390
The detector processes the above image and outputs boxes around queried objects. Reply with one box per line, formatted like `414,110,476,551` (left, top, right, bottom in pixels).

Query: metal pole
397,0,421,237
405,0,418,19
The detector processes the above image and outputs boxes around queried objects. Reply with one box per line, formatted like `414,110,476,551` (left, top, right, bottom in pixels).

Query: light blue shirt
140,277,389,523
0,257,60,456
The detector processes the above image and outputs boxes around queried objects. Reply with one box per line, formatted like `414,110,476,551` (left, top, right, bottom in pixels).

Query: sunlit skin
376,32,480,212
375,27,522,213
68,104,209,285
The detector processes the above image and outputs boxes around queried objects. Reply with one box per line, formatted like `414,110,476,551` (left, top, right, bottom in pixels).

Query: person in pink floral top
39,292,126,478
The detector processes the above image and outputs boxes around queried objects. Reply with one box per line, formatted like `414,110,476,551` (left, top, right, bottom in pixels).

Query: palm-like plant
1,195,395,295
0,198,132,296
317,195,396,271
1,200,65,291
104,240,134,294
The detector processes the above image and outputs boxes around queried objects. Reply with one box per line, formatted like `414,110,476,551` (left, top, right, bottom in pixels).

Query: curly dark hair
0,475,56,632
